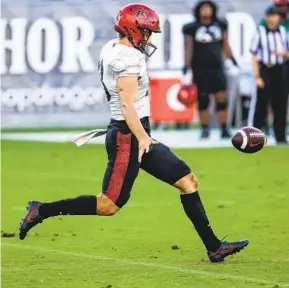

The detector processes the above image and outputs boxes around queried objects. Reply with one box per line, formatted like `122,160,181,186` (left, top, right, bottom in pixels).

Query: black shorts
102,117,191,208
193,68,227,95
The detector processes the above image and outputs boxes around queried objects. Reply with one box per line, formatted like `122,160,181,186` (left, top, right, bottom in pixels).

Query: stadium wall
1,0,284,128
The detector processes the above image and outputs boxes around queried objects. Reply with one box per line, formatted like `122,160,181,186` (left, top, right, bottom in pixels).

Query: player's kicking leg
140,142,249,263
19,129,139,240
19,195,114,240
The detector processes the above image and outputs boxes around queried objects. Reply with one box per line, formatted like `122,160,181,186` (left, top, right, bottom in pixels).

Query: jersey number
98,59,111,102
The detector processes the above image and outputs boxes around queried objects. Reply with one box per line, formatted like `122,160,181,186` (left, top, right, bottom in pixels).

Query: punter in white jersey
98,39,150,121
19,3,249,263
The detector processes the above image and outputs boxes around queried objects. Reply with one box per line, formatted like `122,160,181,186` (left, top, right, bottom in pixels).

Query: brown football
231,127,267,153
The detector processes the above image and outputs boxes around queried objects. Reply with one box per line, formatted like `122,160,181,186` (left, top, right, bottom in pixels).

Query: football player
19,3,248,263
182,0,238,139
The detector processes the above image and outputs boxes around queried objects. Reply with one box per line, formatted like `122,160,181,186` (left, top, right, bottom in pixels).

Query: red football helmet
177,84,198,107
274,0,288,5
114,3,161,57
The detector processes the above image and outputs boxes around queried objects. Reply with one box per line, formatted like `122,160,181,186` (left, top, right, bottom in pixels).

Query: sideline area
1,129,279,149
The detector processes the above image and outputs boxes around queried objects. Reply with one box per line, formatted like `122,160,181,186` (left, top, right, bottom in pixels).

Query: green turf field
2,140,289,288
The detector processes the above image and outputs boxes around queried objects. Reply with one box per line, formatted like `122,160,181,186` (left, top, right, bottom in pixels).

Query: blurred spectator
259,0,289,135
182,0,238,139
249,5,288,144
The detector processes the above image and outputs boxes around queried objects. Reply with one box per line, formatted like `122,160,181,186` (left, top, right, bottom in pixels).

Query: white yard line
2,243,288,287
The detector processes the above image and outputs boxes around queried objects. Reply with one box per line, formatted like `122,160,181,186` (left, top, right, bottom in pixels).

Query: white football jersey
98,39,150,121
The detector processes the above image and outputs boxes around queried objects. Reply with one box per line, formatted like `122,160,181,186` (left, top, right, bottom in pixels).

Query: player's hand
256,77,265,88
182,67,193,85
274,51,286,57
274,51,289,58
138,135,158,163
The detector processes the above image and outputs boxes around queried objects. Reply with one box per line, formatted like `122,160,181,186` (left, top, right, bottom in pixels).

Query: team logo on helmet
135,9,150,21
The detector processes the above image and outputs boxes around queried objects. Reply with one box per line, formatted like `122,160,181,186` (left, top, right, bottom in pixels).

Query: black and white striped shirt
250,25,288,65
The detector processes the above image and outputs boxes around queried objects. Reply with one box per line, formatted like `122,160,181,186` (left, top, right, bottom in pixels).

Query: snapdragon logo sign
1,86,105,112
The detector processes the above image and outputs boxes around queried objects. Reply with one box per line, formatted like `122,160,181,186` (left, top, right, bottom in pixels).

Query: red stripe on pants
105,132,132,203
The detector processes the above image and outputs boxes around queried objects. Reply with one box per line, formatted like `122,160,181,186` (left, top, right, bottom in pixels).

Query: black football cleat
19,200,43,240
260,126,269,137
208,239,249,263
221,128,231,139
277,141,289,146
201,128,210,139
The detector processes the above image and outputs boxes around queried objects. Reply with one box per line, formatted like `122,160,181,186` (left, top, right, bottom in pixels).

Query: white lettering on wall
1,18,28,74
1,13,256,75
27,18,60,73
226,12,257,72
1,17,95,75
167,14,192,69
60,17,96,73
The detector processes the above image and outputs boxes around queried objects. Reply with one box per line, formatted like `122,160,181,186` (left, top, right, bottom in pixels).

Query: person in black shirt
182,0,238,139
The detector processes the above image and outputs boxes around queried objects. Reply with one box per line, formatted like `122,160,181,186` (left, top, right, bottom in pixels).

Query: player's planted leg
174,173,249,262
198,93,210,139
19,195,119,240
215,92,231,138
176,174,221,252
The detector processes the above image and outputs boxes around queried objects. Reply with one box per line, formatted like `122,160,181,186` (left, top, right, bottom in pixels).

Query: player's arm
250,27,264,88
117,76,155,162
117,76,148,140
251,54,260,78
184,35,193,72
222,19,238,66
223,33,235,59
182,23,194,74
252,54,264,88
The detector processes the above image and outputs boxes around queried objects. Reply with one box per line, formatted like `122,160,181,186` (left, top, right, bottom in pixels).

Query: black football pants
250,64,288,142
102,117,191,208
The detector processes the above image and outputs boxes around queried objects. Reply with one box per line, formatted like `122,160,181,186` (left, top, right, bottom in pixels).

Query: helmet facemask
136,27,159,57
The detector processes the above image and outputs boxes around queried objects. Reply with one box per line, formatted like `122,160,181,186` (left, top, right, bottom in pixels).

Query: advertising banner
0,1,264,128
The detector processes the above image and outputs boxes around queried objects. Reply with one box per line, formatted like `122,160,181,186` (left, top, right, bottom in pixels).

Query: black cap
265,5,280,15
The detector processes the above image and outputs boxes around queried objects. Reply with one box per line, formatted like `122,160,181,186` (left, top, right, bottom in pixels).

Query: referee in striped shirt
249,5,288,144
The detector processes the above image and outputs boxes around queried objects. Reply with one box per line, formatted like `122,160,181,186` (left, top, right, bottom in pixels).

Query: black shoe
201,128,210,139
19,200,43,240
264,126,270,137
208,239,249,263
221,128,231,139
